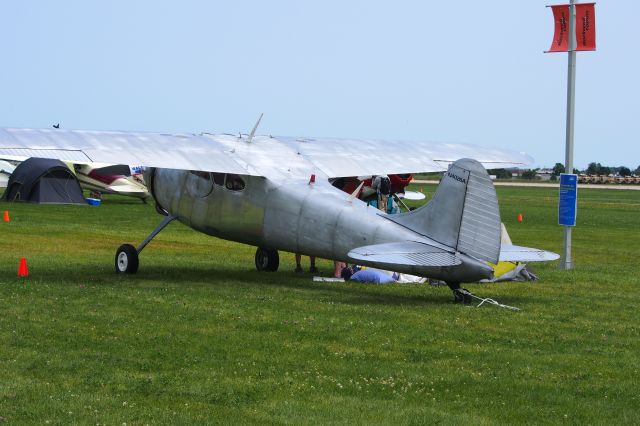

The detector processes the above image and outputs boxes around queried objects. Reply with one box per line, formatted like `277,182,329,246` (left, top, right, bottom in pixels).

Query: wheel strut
115,215,178,274
446,282,473,304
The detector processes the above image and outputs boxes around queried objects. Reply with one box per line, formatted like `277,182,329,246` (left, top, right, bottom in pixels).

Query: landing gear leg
446,282,473,304
115,215,178,274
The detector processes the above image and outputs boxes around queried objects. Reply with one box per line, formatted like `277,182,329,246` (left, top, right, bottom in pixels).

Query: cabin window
190,170,210,180
93,164,132,177
225,174,245,191
211,172,225,186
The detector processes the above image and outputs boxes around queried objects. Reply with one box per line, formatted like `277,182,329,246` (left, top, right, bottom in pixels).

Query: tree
552,163,565,176
586,162,600,175
521,169,537,180
618,166,631,177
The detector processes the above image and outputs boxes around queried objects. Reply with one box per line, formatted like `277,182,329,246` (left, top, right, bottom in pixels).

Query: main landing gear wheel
114,215,178,275
255,247,279,272
447,282,473,304
115,244,139,274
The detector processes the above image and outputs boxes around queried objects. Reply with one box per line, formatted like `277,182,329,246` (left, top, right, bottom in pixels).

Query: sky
0,1,637,169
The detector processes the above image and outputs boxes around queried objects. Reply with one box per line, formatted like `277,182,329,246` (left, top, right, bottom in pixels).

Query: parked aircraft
67,162,150,200
0,156,151,200
0,159,15,188
0,123,558,301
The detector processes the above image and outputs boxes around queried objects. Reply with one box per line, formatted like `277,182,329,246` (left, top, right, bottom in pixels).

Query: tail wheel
115,244,139,274
255,247,279,272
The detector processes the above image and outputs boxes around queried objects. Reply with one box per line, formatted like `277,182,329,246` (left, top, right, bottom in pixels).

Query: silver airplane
0,122,558,301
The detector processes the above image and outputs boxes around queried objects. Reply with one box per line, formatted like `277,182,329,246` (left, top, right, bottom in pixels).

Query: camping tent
1,157,86,204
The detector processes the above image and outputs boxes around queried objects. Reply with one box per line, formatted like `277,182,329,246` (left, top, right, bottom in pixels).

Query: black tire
115,244,139,274
255,247,279,272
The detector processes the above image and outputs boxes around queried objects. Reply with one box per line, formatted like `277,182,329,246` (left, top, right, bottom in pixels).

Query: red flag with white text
547,3,596,52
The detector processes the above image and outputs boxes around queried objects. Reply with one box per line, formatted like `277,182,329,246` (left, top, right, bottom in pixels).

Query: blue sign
559,173,577,226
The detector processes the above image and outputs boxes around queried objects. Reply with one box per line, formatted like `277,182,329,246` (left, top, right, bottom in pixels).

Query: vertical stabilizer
387,158,501,264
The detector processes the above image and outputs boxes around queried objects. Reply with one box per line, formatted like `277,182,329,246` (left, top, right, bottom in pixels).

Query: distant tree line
488,163,640,181
556,162,638,177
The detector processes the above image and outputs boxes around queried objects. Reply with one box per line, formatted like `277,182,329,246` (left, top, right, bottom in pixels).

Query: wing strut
348,181,365,203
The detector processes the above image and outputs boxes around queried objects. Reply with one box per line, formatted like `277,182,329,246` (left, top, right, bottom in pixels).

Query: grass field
1,186,639,425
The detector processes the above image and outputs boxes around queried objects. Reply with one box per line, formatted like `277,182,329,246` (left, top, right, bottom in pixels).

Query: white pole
561,0,576,270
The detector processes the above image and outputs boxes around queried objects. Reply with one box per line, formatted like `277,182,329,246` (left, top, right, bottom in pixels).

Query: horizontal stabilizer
499,245,560,262
398,190,426,201
348,242,461,267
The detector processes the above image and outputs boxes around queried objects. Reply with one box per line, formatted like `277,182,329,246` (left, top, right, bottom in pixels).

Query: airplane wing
0,127,533,179
0,128,249,175
276,136,533,177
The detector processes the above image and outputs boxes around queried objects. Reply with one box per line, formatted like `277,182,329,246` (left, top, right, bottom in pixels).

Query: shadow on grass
2,262,539,309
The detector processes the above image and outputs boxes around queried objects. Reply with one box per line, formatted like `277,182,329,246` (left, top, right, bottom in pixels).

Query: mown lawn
1,186,639,425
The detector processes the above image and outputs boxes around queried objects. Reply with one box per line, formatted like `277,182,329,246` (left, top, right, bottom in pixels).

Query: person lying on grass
340,266,425,284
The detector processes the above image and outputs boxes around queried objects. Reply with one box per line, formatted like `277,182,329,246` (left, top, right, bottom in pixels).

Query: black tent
2,157,86,204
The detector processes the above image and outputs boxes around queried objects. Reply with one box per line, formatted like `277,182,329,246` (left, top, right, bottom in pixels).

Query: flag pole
560,0,577,270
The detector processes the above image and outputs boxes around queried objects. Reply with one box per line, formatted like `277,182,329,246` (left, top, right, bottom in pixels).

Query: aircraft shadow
6,264,533,308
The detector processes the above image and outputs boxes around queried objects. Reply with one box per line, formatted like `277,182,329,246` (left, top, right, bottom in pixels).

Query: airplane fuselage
147,168,493,283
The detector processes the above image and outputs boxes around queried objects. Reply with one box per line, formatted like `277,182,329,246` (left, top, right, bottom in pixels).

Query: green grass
1,187,639,425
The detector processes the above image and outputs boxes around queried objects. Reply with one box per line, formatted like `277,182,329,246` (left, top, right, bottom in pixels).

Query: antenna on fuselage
247,113,263,143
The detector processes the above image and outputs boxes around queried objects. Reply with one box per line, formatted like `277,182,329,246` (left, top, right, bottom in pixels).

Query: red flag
575,3,596,51
547,3,596,52
548,5,569,52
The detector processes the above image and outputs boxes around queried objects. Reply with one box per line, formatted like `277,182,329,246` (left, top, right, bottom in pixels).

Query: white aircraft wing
0,128,249,175
276,136,533,177
0,127,533,179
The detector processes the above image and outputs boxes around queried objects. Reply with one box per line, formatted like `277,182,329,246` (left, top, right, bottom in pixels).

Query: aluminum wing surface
0,128,249,175
0,127,533,179
276,136,533,177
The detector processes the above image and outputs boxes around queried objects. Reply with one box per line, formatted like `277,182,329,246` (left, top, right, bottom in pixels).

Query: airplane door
186,171,214,198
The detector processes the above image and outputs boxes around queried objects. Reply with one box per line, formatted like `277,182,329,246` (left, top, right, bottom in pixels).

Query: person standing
295,253,317,273
372,175,391,212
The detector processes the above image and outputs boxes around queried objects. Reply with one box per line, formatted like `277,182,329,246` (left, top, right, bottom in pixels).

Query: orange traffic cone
2,211,9,222
18,258,28,277
517,213,523,223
